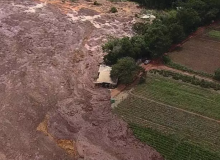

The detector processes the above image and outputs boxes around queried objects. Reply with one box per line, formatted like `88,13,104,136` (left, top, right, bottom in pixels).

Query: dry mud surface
0,0,163,159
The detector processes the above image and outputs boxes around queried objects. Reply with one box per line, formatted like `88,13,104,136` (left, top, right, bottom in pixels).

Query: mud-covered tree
111,57,142,84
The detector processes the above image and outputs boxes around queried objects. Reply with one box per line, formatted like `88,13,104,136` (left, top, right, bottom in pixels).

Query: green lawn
133,75,220,119
114,74,220,159
208,30,220,40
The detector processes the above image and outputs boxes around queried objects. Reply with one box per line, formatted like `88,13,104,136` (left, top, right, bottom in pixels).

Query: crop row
129,123,220,160
115,97,220,152
133,75,220,119
149,69,220,90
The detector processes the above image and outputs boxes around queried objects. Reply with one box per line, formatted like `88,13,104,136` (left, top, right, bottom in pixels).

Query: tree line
102,0,220,84
103,0,220,65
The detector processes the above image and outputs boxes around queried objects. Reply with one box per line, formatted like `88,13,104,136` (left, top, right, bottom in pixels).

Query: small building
95,65,118,88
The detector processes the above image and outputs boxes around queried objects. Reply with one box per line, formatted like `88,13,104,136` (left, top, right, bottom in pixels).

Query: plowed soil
169,25,220,74
0,0,163,160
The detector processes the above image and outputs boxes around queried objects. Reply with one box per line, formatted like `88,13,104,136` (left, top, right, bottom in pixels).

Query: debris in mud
37,115,78,157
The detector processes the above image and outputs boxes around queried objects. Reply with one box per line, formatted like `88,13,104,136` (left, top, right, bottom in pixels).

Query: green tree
214,68,220,81
130,35,149,58
144,22,172,58
168,23,185,43
111,57,142,84
177,8,201,33
102,38,121,65
103,37,140,65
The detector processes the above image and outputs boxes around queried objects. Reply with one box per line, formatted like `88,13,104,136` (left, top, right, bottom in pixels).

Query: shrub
93,1,101,5
162,55,171,64
110,7,118,13
214,68,220,81
139,75,146,84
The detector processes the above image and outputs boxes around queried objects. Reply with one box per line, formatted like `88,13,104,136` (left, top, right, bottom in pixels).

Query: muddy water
0,1,163,160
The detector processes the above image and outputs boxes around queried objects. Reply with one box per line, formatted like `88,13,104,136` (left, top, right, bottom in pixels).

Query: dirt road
0,0,163,160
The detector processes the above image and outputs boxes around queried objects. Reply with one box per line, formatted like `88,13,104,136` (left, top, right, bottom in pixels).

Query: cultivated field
169,25,220,74
115,75,220,160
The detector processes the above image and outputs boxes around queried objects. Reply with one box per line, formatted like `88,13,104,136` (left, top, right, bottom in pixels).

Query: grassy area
166,61,214,78
208,30,220,40
133,75,220,119
130,124,220,160
114,74,220,159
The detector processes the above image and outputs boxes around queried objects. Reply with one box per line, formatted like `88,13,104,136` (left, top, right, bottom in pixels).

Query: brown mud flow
0,0,163,159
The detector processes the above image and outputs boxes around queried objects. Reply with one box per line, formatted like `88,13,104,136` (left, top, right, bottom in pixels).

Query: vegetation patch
110,7,118,13
165,61,214,78
208,30,220,40
103,0,220,66
130,124,220,160
214,68,220,81
114,75,220,159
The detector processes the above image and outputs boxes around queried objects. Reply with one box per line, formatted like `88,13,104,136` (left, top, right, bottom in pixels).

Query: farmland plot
169,26,220,74
115,75,220,159
133,76,220,119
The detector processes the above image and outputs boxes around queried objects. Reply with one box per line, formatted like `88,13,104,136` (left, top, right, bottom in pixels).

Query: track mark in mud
37,115,78,157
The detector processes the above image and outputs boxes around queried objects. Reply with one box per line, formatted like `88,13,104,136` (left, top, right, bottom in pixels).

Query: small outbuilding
95,65,118,88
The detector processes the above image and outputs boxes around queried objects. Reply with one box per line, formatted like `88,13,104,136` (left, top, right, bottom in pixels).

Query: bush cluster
214,68,220,81
110,7,118,13
149,69,220,90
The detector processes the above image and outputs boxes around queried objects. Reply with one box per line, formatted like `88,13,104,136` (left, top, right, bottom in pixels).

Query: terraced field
115,75,220,160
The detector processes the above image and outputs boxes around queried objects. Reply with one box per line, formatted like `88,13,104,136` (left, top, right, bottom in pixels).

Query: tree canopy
102,0,220,65
111,57,142,84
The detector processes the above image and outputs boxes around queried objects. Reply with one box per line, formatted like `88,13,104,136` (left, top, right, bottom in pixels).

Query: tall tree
177,8,201,33
111,57,142,84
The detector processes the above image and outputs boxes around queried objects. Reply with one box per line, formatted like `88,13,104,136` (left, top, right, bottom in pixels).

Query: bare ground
0,0,163,160
169,29,220,74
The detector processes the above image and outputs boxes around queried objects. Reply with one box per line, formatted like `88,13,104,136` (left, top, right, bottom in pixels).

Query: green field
208,30,220,40
130,124,220,160
114,74,220,159
133,75,220,119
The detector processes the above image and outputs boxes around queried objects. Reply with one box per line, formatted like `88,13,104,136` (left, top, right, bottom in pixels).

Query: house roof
95,65,118,85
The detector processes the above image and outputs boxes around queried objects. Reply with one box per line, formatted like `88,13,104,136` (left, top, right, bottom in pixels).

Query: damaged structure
95,65,118,88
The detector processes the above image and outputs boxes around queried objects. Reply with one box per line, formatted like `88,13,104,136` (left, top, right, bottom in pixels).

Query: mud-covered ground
0,0,163,159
